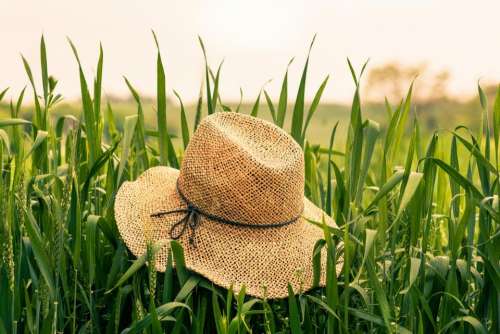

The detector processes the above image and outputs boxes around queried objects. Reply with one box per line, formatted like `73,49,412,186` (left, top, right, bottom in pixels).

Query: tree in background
364,61,450,103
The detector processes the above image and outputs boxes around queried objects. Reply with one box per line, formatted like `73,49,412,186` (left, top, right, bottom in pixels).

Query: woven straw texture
115,112,343,298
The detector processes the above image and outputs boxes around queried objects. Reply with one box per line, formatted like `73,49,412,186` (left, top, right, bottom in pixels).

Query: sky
1,0,500,104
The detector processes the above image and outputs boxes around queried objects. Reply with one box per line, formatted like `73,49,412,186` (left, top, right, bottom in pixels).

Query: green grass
0,35,499,333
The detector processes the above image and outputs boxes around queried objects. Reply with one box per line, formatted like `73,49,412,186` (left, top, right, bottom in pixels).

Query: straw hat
115,112,343,298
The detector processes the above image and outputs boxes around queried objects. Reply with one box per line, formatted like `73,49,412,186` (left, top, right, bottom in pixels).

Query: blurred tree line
364,62,451,103
363,62,498,131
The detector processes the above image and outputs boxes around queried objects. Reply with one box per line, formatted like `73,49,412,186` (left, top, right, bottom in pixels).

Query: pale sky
1,0,500,104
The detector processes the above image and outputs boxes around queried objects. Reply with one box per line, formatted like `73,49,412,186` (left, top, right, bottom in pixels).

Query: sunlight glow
199,0,305,49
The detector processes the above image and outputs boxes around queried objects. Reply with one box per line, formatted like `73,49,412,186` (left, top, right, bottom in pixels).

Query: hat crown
178,112,304,226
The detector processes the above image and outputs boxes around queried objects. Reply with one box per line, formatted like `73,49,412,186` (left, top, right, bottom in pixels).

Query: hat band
150,180,303,247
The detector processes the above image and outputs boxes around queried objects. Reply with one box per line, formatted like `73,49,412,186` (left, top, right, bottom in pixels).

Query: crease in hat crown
177,112,305,226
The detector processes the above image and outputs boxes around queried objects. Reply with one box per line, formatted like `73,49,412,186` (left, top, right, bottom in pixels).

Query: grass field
0,36,499,333
0,90,489,149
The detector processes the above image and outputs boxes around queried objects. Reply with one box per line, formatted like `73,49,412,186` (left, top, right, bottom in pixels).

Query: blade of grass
152,30,169,166
263,90,276,123
124,77,149,169
250,90,262,117
302,75,329,139
0,88,8,102
117,115,138,184
291,35,316,145
198,36,213,115
325,122,339,215
287,284,302,334
173,90,190,149
276,58,293,128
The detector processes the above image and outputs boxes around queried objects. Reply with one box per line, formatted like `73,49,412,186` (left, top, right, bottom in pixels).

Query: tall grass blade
152,31,169,166
302,75,329,139
276,58,293,128
173,90,190,149
263,90,277,123
326,123,338,215
117,115,137,184
287,284,302,334
250,90,262,117
124,77,149,169
290,36,316,145
198,36,213,115
0,88,8,102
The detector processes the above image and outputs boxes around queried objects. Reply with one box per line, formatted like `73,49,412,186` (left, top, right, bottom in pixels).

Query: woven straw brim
115,166,343,299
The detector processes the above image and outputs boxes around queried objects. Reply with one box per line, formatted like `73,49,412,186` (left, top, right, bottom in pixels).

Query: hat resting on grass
114,112,343,298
